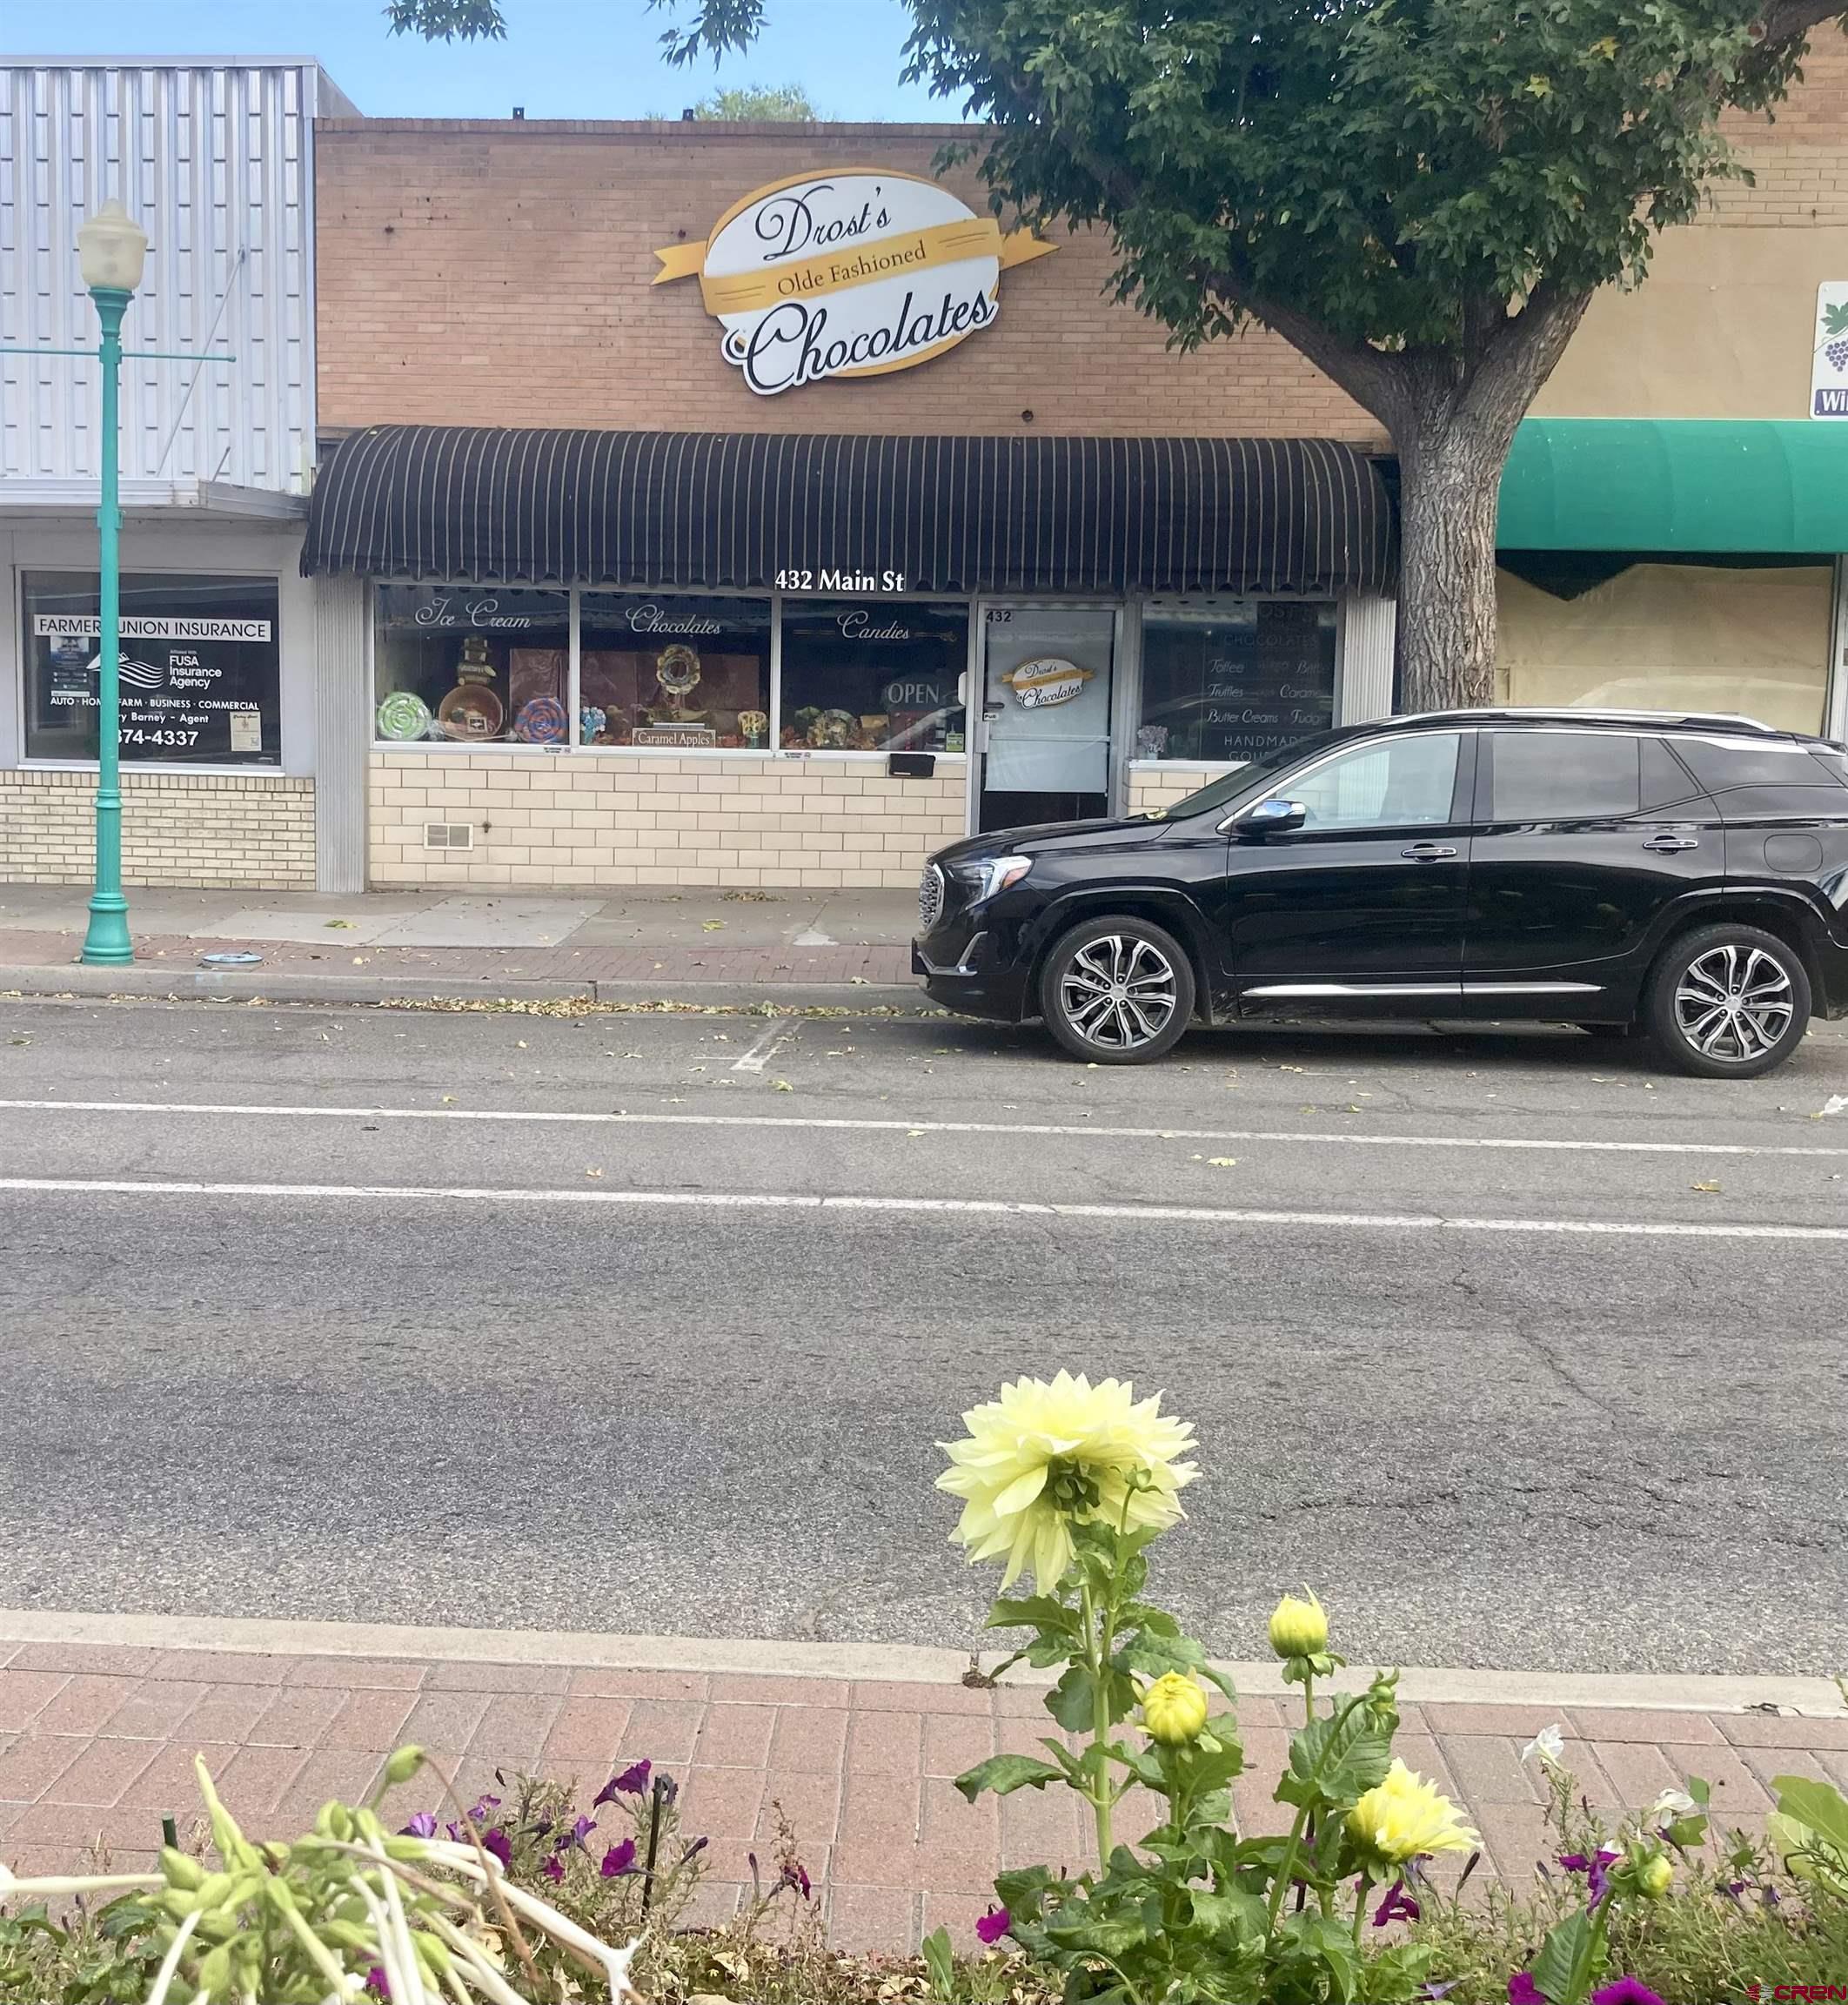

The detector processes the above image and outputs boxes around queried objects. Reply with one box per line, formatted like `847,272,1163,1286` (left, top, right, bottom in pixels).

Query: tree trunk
1393,412,1510,714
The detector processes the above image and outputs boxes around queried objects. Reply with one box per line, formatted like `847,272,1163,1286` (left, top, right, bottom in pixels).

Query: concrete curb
0,1607,1839,1717
0,965,926,1011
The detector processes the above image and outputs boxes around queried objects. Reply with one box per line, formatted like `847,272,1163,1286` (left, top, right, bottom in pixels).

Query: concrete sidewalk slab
3,1626,1842,1951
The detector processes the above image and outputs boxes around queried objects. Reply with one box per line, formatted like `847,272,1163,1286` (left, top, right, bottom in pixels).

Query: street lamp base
80,894,135,966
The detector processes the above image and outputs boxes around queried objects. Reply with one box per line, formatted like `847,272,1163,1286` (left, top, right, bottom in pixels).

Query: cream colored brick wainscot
0,769,315,889
1128,766,1234,818
369,750,968,889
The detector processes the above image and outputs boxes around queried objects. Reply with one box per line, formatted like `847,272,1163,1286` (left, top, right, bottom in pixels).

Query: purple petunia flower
465,1794,501,1824
482,1827,512,1868
779,1858,812,1901
1558,1845,1621,1908
974,1906,1010,1947
601,1838,637,1878
563,1814,596,1850
594,1760,651,1806
1590,1982,1668,2005
398,1812,438,1840
1507,1975,1543,2005
680,1835,707,1865
542,1855,565,1883
366,1968,391,2000
1373,1880,1422,1926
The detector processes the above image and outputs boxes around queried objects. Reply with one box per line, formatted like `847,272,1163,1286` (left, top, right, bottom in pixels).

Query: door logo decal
1002,656,1093,710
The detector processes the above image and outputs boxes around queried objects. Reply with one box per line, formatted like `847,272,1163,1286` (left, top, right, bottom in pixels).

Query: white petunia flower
1521,1724,1565,1767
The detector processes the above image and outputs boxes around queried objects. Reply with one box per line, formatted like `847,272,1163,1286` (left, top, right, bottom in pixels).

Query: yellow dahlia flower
1348,1760,1479,1866
936,1371,1198,1588
1268,1591,1329,1659
1142,1673,1209,1747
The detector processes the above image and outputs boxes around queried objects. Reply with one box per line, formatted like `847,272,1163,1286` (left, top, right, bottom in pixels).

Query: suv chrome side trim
1463,981,1604,996
1242,982,1463,998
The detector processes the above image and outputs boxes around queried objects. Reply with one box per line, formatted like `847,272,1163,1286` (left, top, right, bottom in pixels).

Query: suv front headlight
953,853,1034,903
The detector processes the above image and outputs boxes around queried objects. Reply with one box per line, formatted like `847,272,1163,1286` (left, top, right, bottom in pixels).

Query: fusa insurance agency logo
653,169,1054,396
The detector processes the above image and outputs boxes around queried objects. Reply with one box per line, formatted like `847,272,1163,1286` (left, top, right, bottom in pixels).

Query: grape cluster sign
653,169,1054,396
1811,283,1848,418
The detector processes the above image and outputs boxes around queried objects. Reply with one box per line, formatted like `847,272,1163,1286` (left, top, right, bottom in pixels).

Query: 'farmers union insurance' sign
653,169,1054,396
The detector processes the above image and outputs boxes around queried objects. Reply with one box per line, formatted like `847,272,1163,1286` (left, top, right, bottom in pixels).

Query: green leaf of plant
1047,1663,1098,1734
1276,1704,1394,1813
1188,1884,1267,1944
921,1924,954,2002
1531,1907,1604,2005
1771,1774,1848,1855
994,1862,1059,1917
987,1594,1078,1634
953,1754,1066,1805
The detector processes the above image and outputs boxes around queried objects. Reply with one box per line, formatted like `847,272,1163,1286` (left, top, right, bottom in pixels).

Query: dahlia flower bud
1141,1672,1209,1747
1269,1591,1329,1660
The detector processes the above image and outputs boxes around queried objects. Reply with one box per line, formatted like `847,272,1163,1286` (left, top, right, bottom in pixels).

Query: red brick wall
312,122,1381,442
313,37,1848,443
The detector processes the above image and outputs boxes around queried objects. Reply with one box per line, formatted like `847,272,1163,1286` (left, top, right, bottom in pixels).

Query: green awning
1497,419,1848,554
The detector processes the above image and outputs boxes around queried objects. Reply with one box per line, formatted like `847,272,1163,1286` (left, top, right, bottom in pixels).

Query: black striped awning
303,427,1396,597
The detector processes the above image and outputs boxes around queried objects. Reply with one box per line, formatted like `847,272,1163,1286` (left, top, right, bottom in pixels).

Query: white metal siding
0,62,331,495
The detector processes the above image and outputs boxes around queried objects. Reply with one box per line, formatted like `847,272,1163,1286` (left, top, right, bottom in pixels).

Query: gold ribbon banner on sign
653,218,1055,315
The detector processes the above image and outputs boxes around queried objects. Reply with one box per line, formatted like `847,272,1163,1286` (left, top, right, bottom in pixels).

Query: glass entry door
978,605,1115,833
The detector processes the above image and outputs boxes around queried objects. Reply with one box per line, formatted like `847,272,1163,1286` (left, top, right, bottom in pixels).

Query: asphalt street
1,996,1845,1676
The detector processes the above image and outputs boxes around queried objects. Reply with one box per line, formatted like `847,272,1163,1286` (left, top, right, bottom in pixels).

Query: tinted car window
1672,737,1845,792
1641,737,1707,812
1283,732,1462,831
1488,731,1639,821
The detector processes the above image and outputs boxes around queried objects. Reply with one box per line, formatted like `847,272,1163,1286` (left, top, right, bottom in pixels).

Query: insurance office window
579,594,772,748
779,600,968,751
1138,602,1336,764
23,571,281,765
374,586,571,744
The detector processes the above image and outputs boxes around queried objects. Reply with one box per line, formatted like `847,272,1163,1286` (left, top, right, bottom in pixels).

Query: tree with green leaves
393,0,1848,712
692,82,817,119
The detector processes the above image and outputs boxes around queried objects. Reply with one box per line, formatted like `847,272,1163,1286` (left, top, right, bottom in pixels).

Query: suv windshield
1158,727,1352,820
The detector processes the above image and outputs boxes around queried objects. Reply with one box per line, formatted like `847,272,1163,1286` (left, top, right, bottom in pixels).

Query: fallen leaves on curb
1691,1180,1721,1193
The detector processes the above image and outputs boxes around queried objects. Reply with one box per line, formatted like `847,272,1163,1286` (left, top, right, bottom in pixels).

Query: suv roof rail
1399,707,1786,736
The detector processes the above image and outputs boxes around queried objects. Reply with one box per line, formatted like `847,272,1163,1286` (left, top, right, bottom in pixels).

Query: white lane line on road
729,1023,793,1073
3,1097,1848,1159
3,1174,1847,1240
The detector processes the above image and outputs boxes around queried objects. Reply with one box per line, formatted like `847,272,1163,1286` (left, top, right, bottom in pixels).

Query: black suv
913,710,1848,1076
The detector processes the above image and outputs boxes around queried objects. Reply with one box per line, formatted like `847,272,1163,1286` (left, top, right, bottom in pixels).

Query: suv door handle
1642,833,1698,853
1400,842,1457,861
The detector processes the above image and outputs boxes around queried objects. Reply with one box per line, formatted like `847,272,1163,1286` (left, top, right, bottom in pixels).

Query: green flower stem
1352,1867,1371,1945
1080,1573,1114,1867
1302,1668,1316,1727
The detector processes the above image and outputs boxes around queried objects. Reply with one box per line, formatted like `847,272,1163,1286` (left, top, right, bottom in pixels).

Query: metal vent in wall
424,822,475,851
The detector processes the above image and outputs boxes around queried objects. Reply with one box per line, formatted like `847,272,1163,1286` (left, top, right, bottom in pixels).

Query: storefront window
780,600,968,752
23,571,281,766
1138,602,1337,766
374,586,570,744
579,594,772,748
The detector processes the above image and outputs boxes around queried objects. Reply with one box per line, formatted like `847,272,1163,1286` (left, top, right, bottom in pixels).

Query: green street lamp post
75,200,150,968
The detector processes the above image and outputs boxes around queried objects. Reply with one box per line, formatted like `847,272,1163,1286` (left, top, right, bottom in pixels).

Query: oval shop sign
653,168,1055,396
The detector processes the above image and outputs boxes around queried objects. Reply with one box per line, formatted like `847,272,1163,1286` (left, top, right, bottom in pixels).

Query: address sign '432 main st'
653,168,1054,396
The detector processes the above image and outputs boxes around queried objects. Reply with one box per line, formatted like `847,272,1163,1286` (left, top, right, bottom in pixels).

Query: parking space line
2,1097,1847,1159
3,1175,1846,1241
730,1023,794,1073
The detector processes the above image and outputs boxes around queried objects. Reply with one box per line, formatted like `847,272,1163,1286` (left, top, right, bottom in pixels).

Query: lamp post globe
77,199,149,293
76,198,148,969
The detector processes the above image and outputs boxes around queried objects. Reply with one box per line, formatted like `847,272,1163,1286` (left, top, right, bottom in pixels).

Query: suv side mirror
1239,797,1307,839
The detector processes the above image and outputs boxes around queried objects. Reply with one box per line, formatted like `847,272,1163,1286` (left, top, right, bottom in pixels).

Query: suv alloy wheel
1645,922,1811,1078
1038,914,1196,1063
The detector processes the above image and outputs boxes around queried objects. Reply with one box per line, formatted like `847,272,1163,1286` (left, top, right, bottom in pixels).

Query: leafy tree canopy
692,82,817,119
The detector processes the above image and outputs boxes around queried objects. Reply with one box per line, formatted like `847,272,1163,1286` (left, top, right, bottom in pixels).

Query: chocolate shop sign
654,169,1054,396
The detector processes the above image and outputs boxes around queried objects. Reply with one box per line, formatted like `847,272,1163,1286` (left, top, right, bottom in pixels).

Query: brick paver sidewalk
5,1640,1846,1951
0,928,913,992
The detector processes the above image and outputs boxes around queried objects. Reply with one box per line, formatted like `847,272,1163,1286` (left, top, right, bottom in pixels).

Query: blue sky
3,0,951,120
